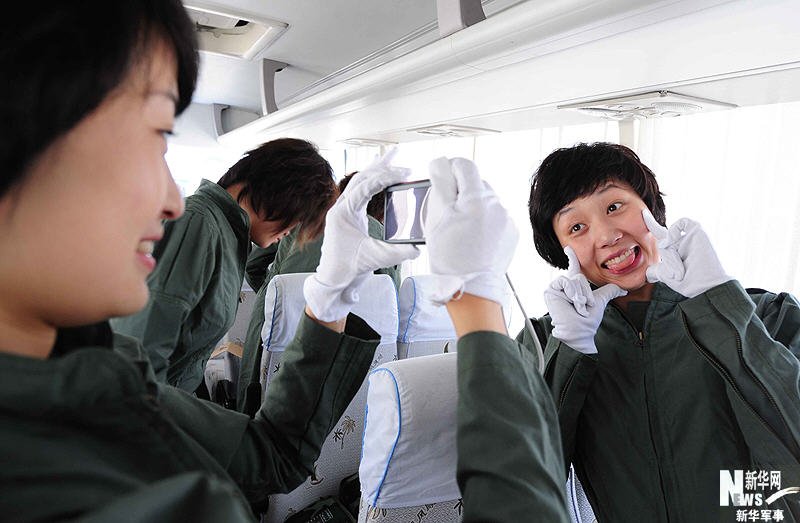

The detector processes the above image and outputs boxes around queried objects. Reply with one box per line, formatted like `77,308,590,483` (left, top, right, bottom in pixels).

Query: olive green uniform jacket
457,330,569,522
518,281,800,522
244,242,278,291
237,217,400,414
0,315,380,522
113,180,251,392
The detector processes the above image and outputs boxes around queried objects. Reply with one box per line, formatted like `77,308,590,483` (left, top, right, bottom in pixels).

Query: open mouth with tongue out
601,245,642,275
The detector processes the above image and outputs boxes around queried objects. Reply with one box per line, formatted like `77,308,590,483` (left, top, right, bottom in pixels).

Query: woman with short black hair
525,142,800,521
0,2,418,520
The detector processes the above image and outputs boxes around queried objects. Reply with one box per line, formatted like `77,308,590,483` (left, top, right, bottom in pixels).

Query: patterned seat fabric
567,465,597,523
259,273,399,523
359,353,462,523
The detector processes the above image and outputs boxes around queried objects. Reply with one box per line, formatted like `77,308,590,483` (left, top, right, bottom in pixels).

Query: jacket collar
0,346,150,420
51,321,113,357
648,282,687,304
193,179,250,238
595,281,686,304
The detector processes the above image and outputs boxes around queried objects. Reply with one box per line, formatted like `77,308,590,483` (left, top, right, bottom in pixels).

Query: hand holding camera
304,150,420,322
424,157,519,306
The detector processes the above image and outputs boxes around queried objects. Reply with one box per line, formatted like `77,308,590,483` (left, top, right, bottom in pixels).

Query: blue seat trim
399,277,417,343
364,367,403,506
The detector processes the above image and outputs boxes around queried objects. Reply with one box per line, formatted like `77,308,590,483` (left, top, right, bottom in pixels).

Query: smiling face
0,42,184,337
552,181,659,293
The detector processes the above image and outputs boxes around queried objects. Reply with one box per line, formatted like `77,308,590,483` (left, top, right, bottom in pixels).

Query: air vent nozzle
559,91,736,120
185,3,288,60
408,124,501,137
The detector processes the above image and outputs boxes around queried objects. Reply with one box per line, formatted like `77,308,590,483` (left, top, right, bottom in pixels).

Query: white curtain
366,123,619,335
636,101,800,297
359,102,800,335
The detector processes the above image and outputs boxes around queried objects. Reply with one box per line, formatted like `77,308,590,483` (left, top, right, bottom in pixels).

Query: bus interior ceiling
172,0,800,332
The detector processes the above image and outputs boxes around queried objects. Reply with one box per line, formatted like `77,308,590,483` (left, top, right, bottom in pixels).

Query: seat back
567,466,597,523
259,272,399,522
202,287,255,399
361,317,597,523
358,353,463,523
258,274,309,396
396,276,457,359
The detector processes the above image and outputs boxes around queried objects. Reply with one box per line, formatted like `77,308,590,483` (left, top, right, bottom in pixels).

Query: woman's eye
159,129,175,137
570,223,585,234
607,202,622,213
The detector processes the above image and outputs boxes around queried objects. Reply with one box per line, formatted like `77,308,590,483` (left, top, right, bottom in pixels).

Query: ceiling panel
187,0,438,112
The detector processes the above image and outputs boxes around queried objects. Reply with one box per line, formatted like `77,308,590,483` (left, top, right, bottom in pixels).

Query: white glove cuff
462,272,508,306
303,274,357,323
551,328,598,355
426,275,466,306
427,272,507,307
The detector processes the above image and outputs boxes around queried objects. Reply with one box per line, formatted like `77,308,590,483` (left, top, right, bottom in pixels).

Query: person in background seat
112,137,337,395
237,171,400,415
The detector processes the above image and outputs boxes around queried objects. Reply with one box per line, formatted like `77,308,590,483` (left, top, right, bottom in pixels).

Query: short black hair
0,0,198,199
337,171,386,223
217,138,337,244
529,142,666,269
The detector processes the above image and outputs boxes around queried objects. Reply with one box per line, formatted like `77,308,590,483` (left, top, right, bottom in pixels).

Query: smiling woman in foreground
0,2,423,520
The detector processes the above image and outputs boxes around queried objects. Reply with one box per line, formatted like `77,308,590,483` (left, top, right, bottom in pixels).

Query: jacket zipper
558,363,578,409
679,310,791,448
610,303,643,347
725,316,796,453
612,304,671,521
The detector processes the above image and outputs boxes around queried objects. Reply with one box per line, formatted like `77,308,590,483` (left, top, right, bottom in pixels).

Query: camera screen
383,181,431,244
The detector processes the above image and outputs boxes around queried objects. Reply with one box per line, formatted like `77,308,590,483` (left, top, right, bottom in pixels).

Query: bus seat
397,276,457,359
567,465,597,523
358,348,595,523
259,272,399,522
358,353,463,522
201,287,255,402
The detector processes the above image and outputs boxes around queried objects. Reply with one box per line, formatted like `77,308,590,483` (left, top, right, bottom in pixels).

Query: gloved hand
304,150,420,322
642,210,731,298
425,157,518,305
544,247,627,354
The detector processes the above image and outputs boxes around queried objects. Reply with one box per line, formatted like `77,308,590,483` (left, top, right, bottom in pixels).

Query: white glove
425,157,518,305
642,210,731,298
544,247,627,354
304,150,420,322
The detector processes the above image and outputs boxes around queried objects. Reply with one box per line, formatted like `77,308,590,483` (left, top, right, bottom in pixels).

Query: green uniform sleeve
677,280,800,461
73,473,254,523
245,244,278,291
113,214,217,380
457,331,569,522
750,287,800,360
159,313,379,508
238,230,324,415
516,321,598,472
